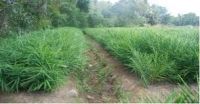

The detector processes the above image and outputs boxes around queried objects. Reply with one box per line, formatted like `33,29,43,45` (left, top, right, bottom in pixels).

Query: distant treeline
89,0,199,27
0,0,199,35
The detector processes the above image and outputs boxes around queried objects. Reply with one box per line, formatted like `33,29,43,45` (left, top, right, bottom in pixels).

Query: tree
181,13,199,26
109,0,148,26
146,4,168,25
171,13,199,26
160,14,171,24
88,0,113,27
76,0,90,12
0,0,91,35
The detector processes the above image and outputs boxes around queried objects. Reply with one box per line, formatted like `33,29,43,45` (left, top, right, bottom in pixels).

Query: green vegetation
0,0,90,35
165,85,198,103
141,84,198,103
141,77,199,103
88,0,199,27
1,0,199,36
0,0,198,103
0,27,86,92
84,27,199,85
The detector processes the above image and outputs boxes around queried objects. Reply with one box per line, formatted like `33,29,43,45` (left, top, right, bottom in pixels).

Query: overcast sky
99,0,200,16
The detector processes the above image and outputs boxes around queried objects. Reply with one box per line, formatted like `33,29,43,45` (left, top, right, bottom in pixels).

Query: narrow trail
84,35,197,102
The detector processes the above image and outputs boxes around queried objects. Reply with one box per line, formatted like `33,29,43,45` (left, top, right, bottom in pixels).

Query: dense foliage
0,0,90,35
84,27,199,85
1,0,199,36
0,27,86,92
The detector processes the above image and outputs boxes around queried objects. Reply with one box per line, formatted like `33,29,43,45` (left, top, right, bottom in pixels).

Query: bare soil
0,77,85,103
78,43,120,103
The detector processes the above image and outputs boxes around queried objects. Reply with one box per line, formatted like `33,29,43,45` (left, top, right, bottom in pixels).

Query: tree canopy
0,0,90,35
0,0,199,35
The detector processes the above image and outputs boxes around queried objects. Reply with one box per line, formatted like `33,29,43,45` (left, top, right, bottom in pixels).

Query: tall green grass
0,27,86,92
84,27,199,85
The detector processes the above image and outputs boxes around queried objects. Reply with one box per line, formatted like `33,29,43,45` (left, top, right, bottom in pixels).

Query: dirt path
0,77,85,103
84,35,197,102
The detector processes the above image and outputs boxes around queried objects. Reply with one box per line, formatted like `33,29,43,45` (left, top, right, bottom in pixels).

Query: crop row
0,28,86,92
84,27,199,85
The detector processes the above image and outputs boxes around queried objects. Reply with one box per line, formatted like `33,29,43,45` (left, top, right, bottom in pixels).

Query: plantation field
84,27,199,85
0,27,86,92
0,27,198,103
1,0,199,102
